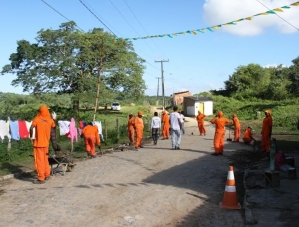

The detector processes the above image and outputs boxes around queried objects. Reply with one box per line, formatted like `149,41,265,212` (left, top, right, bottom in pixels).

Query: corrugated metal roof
184,96,213,101
173,91,190,95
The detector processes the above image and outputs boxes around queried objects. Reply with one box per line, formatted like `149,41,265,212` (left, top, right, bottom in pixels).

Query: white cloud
202,0,299,36
263,63,288,68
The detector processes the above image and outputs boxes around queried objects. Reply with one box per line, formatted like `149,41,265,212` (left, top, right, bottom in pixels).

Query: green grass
2,97,299,177
0,105,153,176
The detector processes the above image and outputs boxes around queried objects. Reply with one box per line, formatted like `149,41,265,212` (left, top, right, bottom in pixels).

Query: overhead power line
78,0,117,35
41,0,161,72
108,0,165,69
122,0,169,61
80,0,123,36
40,0,84,32
78,0,160,71
256,0,299,32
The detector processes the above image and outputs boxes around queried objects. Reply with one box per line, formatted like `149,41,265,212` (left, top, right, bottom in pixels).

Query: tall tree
287,56,299,95
224,64,271,99
1,21,146,101
264,65,290,100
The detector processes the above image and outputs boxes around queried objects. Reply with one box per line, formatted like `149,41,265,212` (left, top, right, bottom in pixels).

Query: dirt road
0,117,253,227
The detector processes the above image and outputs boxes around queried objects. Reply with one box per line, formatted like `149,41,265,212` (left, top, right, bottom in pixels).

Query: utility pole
155,77,160,107
155,59,169,110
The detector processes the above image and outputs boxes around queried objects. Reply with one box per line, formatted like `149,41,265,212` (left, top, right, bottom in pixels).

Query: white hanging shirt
58,120,70,136
93,121,102,135
0,120,11,142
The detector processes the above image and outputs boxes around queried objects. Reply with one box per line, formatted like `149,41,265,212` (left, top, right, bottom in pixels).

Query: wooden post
7,140,11,151
116,118,119,139
148,116,151,130
104,119,107,142
70,141,73,153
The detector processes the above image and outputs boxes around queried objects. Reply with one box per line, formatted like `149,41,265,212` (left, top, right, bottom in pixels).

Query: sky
1,0,299,97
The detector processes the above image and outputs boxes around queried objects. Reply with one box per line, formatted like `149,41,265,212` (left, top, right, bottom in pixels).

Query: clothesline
0,119,103,143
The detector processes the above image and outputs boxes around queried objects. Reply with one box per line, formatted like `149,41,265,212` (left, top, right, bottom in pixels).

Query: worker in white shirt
151,112,161,145
169,106,182,150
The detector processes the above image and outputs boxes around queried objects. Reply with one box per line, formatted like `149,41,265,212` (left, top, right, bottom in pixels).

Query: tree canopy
222,57,299,100
1,21,146,101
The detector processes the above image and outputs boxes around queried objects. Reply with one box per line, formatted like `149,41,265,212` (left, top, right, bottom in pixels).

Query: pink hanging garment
68,118,78,142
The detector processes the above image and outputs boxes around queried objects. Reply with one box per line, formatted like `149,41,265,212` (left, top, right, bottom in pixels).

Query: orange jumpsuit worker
196,111,206,135
82,122,100,158
232,113,241,142
210,111,230,156
243,126,254,144
127,113,135,145
30,105,56,184
261,110,273,152
161,110,170,139
135,111,144,149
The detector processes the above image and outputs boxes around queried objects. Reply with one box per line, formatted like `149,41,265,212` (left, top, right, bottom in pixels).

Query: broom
191,127,197,135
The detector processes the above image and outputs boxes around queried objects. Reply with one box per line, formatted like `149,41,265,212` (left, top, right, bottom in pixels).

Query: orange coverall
162,112,170,139
232,114,241,142
127,116,135,144
261,110,273,152
196,113,206,135
243,128,253,144
30,105,55,182
135,116,144,148
82,125,100,157
210,111,230,154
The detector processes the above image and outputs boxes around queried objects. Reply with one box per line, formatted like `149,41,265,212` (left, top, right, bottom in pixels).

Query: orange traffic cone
219,166,241,209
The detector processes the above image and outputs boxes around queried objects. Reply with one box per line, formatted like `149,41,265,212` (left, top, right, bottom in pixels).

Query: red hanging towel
18,120,29,138
79,121,84,129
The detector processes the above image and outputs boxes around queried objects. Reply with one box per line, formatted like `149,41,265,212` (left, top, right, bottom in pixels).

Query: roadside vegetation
0,92,155,176
1,21,299,176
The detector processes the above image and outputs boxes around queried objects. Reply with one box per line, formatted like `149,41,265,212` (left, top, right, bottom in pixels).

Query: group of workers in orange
29,104,273,183
29,104,102,184
127,111,145,150
195,109,273,156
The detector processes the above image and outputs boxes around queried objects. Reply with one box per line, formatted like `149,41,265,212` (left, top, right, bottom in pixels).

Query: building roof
184,96,213,101
173,91,190,95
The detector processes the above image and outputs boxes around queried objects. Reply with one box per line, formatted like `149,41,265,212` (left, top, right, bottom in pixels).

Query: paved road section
0,118,256,227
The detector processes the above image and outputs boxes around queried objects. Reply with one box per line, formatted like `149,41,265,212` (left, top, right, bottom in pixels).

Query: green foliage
287,56,299,95
0,138,33,175
105,129,119,145
1,21,146,101
211,95,299,133
223,58,299,100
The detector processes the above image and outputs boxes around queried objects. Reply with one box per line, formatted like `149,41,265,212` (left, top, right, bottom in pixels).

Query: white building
183,96,213,117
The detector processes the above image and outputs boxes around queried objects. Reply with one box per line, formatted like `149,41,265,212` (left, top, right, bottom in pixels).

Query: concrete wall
172,91,191,106
203,101,213,115
184,98,213,116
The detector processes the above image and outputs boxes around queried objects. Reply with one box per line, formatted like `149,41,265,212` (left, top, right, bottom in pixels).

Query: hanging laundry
9,120,20,140
93,121,103,135
67,118,78,142
58,120,70,136
25,121,35,139
0,120,11,142
6,117,10,131
25,121,32,132
93,121,104,141
79,121,84,129
18,120,29,138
